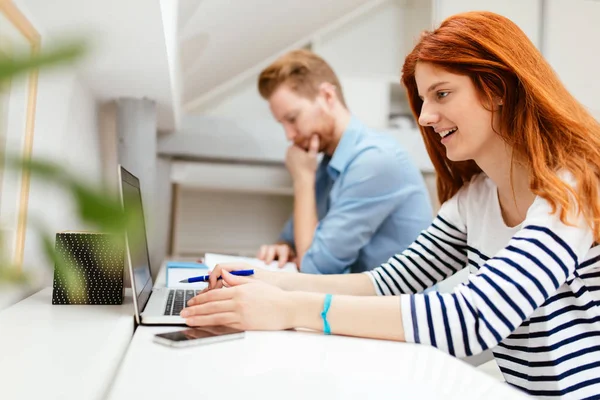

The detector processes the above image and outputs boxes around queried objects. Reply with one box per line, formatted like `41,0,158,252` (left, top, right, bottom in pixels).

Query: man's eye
437,91,449,99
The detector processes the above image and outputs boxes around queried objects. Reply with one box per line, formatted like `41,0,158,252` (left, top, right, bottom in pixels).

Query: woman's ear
488,96,503,111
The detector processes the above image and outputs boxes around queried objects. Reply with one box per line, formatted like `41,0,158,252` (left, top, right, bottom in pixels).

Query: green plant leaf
0,42,86,82
40,231,85,302
5,156,69,184
0,40,90,286
0,263,29,284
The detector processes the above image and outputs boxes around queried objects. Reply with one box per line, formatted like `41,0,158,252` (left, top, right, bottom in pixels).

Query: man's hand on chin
285,134,320,183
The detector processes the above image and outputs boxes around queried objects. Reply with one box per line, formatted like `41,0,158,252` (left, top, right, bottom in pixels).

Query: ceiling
16,0,179,131
178,0,374,105
14,0,382,130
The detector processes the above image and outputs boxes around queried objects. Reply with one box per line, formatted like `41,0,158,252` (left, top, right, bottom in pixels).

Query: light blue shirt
280,116,433,274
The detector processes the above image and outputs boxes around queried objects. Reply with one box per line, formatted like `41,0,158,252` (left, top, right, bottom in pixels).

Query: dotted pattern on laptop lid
52,232,124,305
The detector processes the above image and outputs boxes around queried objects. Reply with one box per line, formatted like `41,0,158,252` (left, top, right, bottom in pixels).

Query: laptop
118,165,205,325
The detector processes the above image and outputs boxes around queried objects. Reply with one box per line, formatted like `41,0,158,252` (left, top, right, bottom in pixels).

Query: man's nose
284,126,296,141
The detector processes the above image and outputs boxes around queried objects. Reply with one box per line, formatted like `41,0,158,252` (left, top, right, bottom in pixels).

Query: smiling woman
180,11,600,398
0,0,40,269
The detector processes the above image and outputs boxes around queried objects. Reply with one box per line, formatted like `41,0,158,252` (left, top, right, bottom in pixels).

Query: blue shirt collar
326,115,364,180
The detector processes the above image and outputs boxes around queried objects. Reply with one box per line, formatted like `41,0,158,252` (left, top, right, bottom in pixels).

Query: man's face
268,84,335,152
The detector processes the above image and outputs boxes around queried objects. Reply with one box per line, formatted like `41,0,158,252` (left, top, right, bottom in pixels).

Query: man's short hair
258,49,346,107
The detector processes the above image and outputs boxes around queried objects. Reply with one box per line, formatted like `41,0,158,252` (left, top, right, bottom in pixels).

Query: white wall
434,0,542,49
160,0,182,130
115,98,161,278
23,70,102,283
197,78,285,156
315,0,404,78
543,0,600,118
202,81,273,120
339,77,391,129
154,156,172,278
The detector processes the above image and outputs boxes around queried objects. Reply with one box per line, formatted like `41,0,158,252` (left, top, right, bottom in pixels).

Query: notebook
203,253,299,273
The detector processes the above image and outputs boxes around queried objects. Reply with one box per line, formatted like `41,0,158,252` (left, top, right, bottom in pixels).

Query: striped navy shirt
366,174,600,399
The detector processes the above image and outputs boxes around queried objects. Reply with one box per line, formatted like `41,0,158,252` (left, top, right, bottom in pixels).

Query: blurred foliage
0,41,139,302
0,42,85,82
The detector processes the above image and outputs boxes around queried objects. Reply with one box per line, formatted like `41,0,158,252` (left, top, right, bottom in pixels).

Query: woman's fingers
187,283,234,306
221,270,253,287
184,312,240,327
181,299,233,317
207,262,248,289
207,265,223,289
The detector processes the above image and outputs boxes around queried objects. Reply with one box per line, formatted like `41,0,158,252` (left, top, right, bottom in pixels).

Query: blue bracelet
321,294,333,335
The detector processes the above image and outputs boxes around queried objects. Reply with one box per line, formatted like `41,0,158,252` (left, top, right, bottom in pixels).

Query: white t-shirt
366,173,600,399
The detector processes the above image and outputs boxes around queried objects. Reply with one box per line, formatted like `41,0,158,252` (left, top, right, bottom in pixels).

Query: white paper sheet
166,267,211,289
203,253,299,273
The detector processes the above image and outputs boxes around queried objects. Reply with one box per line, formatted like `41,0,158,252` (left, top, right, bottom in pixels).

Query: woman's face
415,62,504,163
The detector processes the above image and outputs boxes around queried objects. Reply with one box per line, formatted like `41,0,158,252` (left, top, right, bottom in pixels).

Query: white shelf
171,160,293,195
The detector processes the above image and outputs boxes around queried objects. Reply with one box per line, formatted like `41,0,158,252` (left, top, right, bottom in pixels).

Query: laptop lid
118,165,154,324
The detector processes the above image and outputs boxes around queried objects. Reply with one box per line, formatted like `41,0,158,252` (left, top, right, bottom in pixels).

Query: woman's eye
437,91,449,99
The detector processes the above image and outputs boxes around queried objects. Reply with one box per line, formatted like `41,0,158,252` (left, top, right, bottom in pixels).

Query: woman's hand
204,262,278,290
182,270,295,330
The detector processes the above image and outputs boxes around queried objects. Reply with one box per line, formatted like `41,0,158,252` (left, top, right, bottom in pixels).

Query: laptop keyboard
164,289,201,316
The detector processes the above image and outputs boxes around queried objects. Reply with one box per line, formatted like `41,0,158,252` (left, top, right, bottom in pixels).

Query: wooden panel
173,189,293,257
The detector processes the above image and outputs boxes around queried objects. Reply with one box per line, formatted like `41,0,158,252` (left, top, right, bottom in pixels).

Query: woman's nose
418,103,440,127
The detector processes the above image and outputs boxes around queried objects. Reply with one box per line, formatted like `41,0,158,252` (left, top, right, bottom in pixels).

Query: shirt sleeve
365,185,469,294
400,194,594,358
301,147,426,274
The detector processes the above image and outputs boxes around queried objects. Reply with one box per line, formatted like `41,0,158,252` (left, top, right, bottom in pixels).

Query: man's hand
285,134,320,182
257,243,297,267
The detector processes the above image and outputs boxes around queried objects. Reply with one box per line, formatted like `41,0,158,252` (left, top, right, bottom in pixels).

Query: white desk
108,260,524,399
107,327,527,400
0,287,135,400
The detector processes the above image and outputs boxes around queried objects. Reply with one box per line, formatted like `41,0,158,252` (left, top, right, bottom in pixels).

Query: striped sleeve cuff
401,294,419,344
363,271,383,295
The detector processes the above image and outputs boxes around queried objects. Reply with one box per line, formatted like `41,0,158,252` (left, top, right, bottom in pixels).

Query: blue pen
179,269,255,283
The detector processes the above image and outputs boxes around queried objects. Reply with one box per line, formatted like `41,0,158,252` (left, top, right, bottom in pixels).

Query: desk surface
108,260,523,399
0,287,134,400
107,326,527,400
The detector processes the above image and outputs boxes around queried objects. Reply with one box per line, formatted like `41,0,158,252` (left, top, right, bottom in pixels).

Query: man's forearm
293,177,318,264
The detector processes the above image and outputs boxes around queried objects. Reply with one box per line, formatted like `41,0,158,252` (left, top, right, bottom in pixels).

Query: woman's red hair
402,11,600,240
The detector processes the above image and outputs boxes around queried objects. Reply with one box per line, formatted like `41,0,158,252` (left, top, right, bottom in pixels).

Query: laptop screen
119,166,153,314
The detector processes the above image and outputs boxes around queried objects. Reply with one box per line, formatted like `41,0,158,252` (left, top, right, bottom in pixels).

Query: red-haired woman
182,11,600,398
